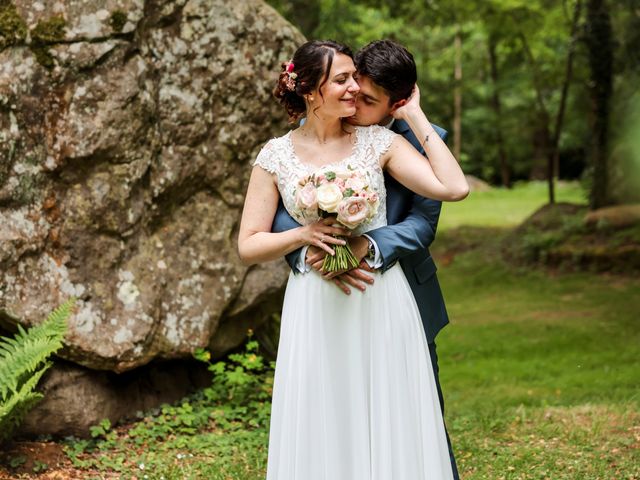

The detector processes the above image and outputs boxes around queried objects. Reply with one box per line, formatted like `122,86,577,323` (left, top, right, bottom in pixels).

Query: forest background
268,0,640,205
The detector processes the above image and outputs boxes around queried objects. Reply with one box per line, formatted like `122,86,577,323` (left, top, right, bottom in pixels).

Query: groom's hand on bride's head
391,84,423,121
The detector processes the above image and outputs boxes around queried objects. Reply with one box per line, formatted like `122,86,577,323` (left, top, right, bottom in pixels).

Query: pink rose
336,197,370,229
296,182,318,211
367,191,379,216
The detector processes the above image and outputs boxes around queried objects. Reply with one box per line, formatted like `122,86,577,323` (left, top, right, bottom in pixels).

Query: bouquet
294,167,380,272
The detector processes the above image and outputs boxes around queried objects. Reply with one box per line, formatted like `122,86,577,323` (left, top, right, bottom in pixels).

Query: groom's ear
389,99,406,114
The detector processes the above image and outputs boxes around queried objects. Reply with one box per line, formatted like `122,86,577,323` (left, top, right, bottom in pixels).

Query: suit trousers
429,342,460,480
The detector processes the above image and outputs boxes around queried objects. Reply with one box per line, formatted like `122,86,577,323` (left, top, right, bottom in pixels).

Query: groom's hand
392,84,425,122
332,261,375,295
306,239,376,295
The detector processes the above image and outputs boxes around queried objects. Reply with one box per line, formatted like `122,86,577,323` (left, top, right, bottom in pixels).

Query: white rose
316,183,343,213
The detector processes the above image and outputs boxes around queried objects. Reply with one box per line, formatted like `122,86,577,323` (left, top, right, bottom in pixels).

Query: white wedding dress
255,125,454,480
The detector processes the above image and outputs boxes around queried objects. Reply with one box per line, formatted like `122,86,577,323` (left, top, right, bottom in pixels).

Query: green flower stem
322,238,359,272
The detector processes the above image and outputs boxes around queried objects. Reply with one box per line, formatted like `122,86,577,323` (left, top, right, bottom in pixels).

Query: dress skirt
266,263,454,480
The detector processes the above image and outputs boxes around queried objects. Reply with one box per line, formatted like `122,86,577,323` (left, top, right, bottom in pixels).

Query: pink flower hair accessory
283,60,298,92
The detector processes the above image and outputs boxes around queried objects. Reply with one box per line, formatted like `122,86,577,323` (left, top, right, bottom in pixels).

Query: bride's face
306,53,359,119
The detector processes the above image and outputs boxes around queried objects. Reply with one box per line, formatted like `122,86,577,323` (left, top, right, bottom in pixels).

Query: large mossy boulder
0,0,303,435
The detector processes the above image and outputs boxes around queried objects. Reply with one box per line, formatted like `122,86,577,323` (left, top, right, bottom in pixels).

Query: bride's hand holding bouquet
294,168,380,272
298,217,351,257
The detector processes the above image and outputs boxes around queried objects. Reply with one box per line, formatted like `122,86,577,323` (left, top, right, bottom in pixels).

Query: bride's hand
300,217,350,256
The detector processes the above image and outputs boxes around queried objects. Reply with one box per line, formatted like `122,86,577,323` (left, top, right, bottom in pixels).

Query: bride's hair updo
273,40,354,123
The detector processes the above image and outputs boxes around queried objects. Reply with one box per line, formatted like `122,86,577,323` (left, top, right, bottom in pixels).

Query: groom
271,39,459,478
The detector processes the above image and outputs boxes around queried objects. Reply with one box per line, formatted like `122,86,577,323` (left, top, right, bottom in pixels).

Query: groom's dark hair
355,40,417,105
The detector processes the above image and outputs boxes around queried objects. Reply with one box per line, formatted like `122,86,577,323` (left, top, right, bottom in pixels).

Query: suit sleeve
366,197,442,271
272,198,303,273
365,125,448,271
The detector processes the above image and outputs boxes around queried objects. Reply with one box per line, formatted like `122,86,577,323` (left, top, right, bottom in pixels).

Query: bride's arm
382,88,469,202
238,166,349,266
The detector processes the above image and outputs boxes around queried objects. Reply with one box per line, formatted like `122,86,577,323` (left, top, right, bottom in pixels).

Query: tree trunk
585,0,614,209
453,29,463,161
487,34,511,188
551,0,582,185
531,116,552,182
518,32,555,201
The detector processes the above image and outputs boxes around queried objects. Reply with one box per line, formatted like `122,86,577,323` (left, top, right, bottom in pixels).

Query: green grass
431,181,639,478
439,181,587,231
435,244,640,478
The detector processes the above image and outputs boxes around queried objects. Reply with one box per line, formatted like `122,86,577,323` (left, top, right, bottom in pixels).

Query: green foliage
32,459,48,473
0,299,74,444
609,91,640,204
63,337,274,478
439,181,587,231
268,0,638,200
507,203,587,262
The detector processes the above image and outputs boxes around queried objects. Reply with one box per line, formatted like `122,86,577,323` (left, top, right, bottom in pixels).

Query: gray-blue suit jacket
272,119,449,344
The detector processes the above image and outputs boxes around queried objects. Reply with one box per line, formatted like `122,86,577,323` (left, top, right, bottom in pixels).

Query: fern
0,298,74,443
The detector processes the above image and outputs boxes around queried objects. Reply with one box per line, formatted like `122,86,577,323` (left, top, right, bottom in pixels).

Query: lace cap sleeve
366,125,399,158
252,139,278,174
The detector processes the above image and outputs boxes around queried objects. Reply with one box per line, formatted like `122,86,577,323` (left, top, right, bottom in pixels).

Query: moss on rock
0,1,27,50
110,10,127,33
29,15,66,69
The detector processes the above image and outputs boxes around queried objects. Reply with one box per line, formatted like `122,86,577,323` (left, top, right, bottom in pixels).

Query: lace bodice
254,125,397,235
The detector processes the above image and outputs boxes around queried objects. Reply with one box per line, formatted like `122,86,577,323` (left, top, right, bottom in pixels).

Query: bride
238,40,468,479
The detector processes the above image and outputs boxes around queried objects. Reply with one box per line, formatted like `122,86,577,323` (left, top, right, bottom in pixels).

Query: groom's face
345,75,393,127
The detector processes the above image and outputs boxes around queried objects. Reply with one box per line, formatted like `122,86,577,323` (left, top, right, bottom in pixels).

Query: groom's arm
272,198,304,272
365,196,441,271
